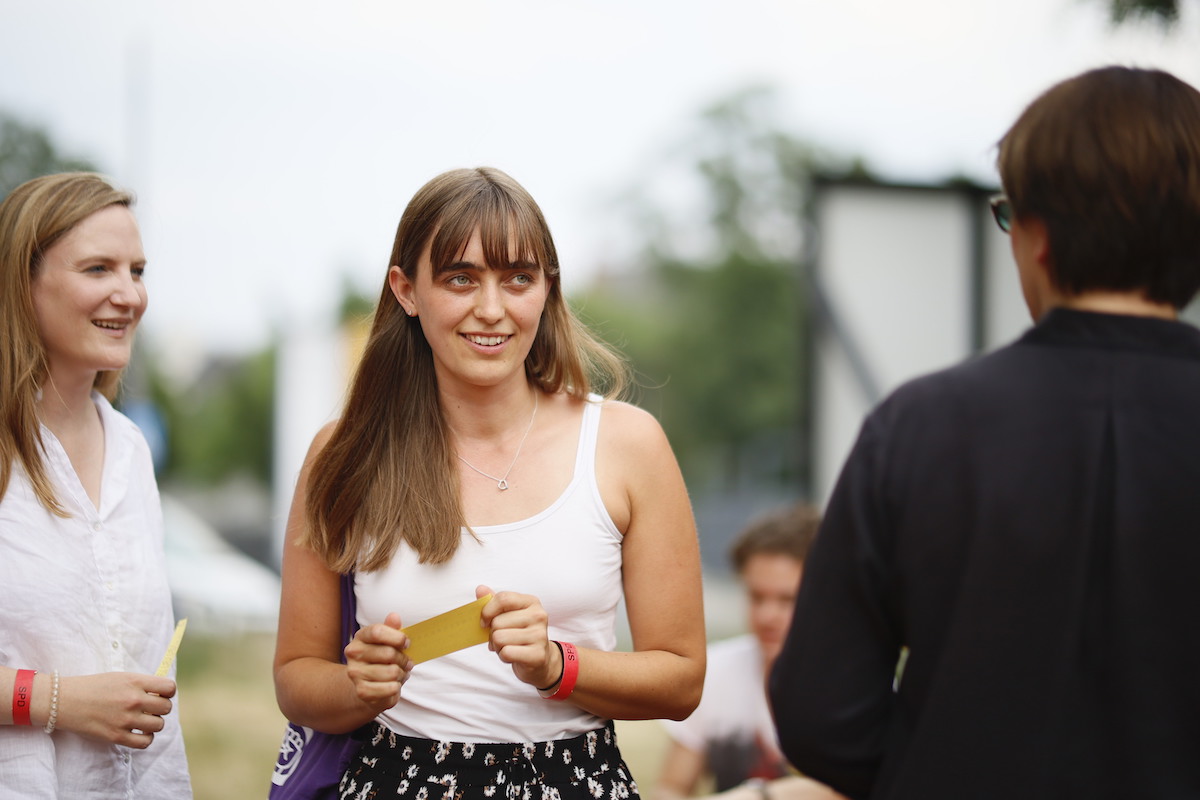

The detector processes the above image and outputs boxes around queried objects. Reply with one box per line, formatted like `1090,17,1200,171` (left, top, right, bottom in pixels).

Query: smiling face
389,226,550,394
31,204,147,388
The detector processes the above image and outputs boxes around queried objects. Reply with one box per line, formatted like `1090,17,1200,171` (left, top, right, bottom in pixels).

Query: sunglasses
989,194,1013,233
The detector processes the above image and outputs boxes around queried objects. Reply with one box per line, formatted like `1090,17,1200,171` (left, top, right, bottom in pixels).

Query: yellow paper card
156,618,188,677
400,595,492,664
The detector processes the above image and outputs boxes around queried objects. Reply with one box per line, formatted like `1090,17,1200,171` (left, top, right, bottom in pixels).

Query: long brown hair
303,167,627,571
0,172,135,514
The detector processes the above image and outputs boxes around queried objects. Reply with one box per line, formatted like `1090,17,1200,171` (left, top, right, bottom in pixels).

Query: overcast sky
3,0,1198,364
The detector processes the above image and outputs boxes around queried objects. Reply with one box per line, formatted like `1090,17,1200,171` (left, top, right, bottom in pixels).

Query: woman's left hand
477,585,561,690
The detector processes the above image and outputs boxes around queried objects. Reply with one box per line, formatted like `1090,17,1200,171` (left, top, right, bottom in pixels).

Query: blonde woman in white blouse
0,173,191,798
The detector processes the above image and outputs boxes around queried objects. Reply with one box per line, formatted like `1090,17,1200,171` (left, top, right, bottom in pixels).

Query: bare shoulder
595,398,680,498
595,399,679,534
305,419,339,462
315,419,339,444
596,398,669,449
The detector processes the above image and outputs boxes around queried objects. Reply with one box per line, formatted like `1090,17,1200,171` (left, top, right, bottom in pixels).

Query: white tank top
356,396,623,742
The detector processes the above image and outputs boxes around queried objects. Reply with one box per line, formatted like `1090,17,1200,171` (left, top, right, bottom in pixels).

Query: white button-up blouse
0,392,191,799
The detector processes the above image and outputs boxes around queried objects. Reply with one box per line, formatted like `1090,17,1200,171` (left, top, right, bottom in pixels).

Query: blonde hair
303,167,627,571
0,172,135,514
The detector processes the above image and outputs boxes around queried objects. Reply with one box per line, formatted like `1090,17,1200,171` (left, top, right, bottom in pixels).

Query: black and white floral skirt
338,721,640,800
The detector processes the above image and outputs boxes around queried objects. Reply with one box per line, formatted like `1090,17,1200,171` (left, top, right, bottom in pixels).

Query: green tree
150,345,276,487
147,277,373,490
0,112,96,197
1101,0,1186,24
577,86,862,493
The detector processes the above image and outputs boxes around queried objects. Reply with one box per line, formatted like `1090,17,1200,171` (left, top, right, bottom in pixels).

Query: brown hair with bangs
0,172,135,515
302,167,627,571
997,66,1200,308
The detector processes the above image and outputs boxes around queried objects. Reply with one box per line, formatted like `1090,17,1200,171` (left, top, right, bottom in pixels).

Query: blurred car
162,493,281,634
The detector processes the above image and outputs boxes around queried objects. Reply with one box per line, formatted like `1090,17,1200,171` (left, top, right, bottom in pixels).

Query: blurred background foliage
1,0,1186,509
0,112,97,197
0,82,856,530
148,346,276,486
130,84,864,504
1106,0,1185,24
573,85,857,493
1,82,849,522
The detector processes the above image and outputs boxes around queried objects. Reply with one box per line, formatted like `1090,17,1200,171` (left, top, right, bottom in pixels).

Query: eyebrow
433,259,483,276
72,252,147,268
433,259,540,276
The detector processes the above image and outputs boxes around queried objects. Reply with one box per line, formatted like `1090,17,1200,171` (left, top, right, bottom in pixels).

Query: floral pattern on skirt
339,722,639,800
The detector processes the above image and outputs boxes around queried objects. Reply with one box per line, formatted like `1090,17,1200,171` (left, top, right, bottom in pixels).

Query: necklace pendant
454,392,538,495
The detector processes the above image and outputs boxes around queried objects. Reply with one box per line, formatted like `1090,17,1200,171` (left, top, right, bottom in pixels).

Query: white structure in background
271,316,367,569
808,179,1025,501
162,493,281,633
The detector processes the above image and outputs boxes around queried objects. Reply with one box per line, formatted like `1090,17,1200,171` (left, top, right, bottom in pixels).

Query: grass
177,632,287,800
176,633,672,800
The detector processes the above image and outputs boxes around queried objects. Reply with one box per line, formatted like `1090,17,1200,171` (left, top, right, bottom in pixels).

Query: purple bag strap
268,571,365,799
339,572,359,658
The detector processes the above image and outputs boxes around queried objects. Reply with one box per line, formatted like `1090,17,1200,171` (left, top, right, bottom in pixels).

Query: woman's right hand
343,612,414,713
57,672,177,749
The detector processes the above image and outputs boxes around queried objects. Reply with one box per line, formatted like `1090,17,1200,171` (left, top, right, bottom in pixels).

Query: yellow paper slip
155,619,188,677
400,595,492,664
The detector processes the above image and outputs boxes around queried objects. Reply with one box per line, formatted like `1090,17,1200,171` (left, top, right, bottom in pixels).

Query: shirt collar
1020,307,1200,363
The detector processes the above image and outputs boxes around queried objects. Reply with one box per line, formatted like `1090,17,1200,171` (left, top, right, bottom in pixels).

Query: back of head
997,66,1200,308
729,502,822,572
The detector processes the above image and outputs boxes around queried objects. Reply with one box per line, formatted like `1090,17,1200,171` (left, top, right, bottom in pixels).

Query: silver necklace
456,393,539,491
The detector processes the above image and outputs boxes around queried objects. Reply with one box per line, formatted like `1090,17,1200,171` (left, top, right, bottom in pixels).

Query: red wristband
12,669,35,726
541,641,579,700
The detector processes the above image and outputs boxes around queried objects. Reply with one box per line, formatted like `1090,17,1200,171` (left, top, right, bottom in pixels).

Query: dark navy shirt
770,309,1200,800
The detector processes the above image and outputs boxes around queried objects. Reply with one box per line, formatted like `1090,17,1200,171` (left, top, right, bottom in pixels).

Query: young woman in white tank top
274,166,705,800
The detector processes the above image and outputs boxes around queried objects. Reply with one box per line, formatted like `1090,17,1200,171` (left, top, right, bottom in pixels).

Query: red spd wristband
12,669,35,726
543,641,579,700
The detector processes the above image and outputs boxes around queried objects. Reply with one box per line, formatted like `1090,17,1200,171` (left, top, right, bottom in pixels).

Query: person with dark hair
769,65,1200,800
273,166,705,800
0,173,191,797
656,504,839,800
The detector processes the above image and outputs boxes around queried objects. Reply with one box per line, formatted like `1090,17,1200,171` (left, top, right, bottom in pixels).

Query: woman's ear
388,265,416,316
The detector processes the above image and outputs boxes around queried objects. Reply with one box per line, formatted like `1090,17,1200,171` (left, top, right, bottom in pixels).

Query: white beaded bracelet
43,670,59,735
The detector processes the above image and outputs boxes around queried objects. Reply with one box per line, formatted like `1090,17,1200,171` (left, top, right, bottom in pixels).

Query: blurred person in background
770,66,1200,800
273,166,705,800
0,173,191,798
656,503,843,800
